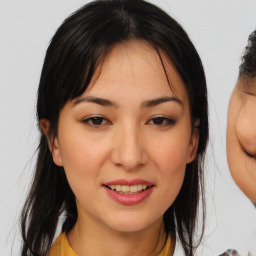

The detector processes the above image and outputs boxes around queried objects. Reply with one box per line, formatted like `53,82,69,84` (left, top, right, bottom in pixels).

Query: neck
67,216,168,256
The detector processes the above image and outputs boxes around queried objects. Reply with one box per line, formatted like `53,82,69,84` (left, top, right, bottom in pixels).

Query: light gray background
1,0,256,255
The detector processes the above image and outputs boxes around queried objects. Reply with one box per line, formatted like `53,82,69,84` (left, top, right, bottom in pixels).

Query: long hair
20,0,208,255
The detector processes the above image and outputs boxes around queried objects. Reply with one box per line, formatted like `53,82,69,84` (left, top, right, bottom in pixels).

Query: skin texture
227,77,256,204
41,40,199,256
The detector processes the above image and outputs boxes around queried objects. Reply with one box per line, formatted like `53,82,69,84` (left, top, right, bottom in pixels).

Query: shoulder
49,233,63,256
49,232,78,256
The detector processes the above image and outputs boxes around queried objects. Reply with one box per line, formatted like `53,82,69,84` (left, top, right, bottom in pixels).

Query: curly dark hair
239,29,256,78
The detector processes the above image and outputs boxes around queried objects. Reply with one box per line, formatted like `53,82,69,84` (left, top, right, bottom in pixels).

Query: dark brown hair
239,29,256,78
20,0,208,255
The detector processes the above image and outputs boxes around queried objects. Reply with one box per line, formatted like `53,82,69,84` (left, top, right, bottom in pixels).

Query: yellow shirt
50,232,172,256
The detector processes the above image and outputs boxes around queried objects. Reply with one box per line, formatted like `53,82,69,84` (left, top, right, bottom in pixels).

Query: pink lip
104,179,153,186
103,179,154,206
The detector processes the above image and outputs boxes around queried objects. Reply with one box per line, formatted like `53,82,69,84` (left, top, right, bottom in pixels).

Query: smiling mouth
105,184,151,194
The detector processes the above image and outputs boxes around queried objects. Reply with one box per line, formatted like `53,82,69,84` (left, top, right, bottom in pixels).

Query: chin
105,213,161,233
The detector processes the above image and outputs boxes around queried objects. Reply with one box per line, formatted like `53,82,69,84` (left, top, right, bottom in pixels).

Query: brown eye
90,117,104,125
152,117,165,125
82,116,111,126
149,117,176,126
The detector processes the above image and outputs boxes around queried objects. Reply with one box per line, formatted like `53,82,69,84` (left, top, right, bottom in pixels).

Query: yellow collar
50,232,172,256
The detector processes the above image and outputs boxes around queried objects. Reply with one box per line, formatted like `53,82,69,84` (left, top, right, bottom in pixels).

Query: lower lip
104,186,154,206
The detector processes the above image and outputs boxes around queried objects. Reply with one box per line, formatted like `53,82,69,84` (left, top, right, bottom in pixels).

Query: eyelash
241,147,255,158
81,116,176,127
147,116,176,127
242,90,255,96
82,116,111,127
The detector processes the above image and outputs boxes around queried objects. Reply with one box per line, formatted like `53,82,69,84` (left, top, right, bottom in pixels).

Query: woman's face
227,77,256,203
51,41,199,233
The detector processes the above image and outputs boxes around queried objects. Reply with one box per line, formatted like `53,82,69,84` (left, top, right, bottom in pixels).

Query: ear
186,119,200,163
39,119,63,166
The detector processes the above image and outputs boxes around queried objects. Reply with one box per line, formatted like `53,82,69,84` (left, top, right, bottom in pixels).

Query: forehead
85,40,188,101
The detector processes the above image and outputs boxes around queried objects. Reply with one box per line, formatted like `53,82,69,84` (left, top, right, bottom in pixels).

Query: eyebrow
141,96,183,108
74,96,118,107
74,96,183,108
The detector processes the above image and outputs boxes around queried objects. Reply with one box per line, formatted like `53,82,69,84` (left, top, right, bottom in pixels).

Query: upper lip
104,179,154,186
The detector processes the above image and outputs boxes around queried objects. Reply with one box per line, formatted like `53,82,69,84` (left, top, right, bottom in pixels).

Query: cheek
153,127,192,200
151,139,187,208
58,130,109,184
227,97,256,202
58,134,112,208
155,144,188,170
148,129,190,179
226,94,241,164
236,105,256,155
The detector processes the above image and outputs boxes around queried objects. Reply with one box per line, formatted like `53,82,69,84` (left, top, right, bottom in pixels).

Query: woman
20,0,208,255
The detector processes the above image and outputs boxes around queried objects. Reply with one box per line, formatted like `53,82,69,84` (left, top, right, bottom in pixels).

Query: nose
110,124,148,171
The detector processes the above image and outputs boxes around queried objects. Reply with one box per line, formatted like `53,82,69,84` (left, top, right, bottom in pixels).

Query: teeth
130,185,137,193
108,184,149,193
137,184,142,192
122,185,129,192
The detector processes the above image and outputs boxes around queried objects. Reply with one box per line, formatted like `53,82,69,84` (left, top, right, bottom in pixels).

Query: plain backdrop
1,0,256,255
